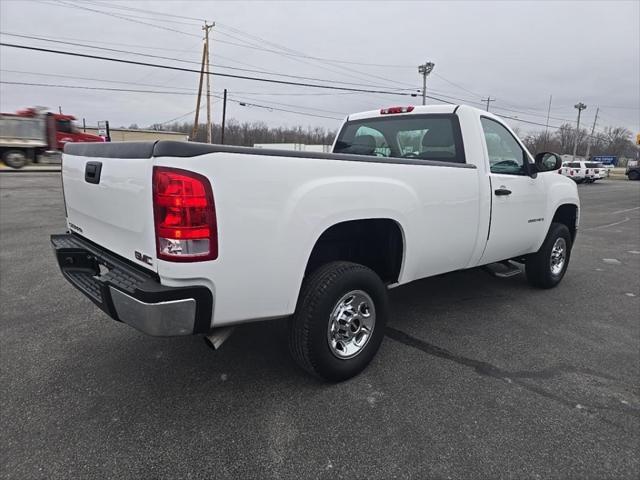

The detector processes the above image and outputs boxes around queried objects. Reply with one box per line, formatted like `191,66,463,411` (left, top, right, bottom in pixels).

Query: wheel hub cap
327,290,376,359
550,237,566,276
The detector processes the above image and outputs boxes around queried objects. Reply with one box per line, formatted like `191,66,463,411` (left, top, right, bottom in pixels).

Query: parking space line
584,217,631,231
611,206,640,215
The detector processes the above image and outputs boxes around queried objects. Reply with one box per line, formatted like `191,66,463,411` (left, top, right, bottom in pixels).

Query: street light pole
418,62,435,106
572,102,587,162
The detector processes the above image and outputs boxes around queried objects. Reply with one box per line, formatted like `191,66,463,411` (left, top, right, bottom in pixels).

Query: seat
349,134,377,156
419,124,457,161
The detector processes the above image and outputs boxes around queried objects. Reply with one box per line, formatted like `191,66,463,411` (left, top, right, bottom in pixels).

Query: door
479,117,547,264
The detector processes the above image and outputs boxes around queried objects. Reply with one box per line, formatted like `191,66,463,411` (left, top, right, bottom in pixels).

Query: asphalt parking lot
1,174,639,479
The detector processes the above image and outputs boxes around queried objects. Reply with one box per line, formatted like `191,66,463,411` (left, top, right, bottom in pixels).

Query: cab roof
346,104,480,122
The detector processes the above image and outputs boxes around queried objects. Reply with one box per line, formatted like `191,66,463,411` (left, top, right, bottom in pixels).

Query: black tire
628,170,640,181
2,150,28,169
525,222,572,289
289,261,388,382
575,178,584,184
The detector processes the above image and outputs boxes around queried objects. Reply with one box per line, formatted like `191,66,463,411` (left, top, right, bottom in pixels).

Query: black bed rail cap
64,141,157,159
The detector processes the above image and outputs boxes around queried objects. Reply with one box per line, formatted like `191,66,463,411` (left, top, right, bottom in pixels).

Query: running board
483,260,523,278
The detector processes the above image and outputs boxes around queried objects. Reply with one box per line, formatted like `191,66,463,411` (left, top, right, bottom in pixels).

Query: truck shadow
52,266,531,391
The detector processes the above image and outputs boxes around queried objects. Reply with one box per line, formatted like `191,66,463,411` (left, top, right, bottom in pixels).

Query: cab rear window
334,114,466,163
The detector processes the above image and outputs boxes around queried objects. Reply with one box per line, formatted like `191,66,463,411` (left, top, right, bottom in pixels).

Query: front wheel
525,223,572,289
289,261,388,382
629,170,640,181
2,150,28,169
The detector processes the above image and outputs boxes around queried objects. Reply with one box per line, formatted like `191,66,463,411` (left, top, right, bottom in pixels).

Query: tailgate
62,142,158,272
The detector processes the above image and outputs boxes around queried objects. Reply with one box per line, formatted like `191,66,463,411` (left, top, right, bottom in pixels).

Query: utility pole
584,106,599,161
543,94,552,150
221,88,227,145
191,35,207,141
572,102,587,161
204,21,214,144
417,62,435,106
58,106,62,114
482,96,496,112
191,21,214,142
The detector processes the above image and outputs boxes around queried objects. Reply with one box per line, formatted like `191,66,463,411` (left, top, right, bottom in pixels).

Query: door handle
494,188,512,196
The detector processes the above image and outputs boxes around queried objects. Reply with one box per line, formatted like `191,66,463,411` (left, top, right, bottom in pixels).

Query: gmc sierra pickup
51,104,580,381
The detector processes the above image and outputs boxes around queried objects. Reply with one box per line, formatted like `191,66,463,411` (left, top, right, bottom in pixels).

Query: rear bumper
50,233,213,336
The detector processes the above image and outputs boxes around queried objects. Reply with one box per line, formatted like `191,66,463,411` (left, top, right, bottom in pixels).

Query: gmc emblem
135,251,153,266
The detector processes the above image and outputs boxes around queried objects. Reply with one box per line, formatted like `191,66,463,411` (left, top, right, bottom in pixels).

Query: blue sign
592,155,617,166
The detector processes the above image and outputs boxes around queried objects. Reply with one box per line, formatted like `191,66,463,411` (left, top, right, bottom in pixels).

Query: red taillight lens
153,167,217,262
380,106,415,114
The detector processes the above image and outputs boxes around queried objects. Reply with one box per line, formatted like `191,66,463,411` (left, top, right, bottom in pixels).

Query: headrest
422,124,454,148
353,134,376,150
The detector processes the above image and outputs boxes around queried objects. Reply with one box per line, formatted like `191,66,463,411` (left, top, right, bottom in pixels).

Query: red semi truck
0,107,104,169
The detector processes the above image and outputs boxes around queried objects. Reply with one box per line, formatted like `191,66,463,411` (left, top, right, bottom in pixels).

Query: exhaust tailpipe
204,326,235,350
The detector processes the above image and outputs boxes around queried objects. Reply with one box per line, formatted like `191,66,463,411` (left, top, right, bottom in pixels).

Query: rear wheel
289,261,388,382
525,222,572,289
2,150,28,169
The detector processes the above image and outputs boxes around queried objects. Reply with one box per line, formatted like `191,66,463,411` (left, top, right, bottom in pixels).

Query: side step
483,260,523,278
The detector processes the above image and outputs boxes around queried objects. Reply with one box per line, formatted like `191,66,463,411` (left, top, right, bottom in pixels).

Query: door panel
478,117,547,264
481,174,547,264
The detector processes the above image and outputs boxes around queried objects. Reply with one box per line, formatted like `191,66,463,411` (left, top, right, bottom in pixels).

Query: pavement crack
385,326,639,420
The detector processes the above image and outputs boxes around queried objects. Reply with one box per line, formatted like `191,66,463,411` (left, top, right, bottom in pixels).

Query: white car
584,162,604,182
51,104,580,381
560,161,586,183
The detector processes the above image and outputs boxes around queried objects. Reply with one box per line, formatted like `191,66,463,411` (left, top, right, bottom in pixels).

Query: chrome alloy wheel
327,290,376,359
550,237,567,276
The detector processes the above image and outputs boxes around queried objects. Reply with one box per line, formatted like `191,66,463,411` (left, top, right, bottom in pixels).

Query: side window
481,117,527,175
56,120,73,133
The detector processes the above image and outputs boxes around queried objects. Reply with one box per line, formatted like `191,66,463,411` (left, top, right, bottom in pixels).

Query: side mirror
535,152,562,172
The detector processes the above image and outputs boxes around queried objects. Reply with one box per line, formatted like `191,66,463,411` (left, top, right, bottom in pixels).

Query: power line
79,0,207,22
0,78,609,137
432,72,485,98
0,68,367,97
0,42,422,97
214,24,418,89
77,0,203,26
44,0,419,92
225,93,347,116
213,29,419,92
0,32,416,91
51,1,415,69
42,0,200,37
0,80,345,120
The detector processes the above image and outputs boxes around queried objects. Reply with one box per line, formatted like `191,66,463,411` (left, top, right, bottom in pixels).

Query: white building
253,143,332,152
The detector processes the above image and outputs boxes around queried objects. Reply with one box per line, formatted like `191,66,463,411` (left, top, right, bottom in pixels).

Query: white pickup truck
51,104,579,381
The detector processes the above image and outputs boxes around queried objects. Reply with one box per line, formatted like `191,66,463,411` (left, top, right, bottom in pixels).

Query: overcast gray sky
1,0,639,136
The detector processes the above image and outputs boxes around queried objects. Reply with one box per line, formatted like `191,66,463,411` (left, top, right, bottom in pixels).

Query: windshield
334,114,465,163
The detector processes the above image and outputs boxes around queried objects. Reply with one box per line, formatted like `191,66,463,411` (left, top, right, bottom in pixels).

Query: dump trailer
0,108,104,168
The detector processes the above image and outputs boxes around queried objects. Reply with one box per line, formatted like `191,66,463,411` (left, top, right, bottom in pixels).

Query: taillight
153,167,217,262
380,106,415,114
